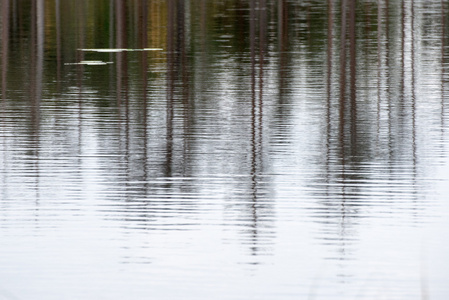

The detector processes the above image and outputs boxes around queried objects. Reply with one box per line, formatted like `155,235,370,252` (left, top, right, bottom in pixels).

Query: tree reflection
247,0,271,261
1,0,9,203
319,0,427,264
139,0,149,188
1,0,9,105
442,0,447,142
0,0,446,273
116,0,128,109
30,0,44,203
166,0,189,178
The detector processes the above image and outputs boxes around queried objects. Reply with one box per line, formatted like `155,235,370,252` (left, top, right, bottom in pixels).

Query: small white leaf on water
65,60,113,65
78,48,163,52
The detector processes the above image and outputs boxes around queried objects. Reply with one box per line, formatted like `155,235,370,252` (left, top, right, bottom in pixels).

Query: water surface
1,0,449,299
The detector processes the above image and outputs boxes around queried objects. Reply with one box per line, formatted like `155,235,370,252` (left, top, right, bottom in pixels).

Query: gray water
1,0,449,299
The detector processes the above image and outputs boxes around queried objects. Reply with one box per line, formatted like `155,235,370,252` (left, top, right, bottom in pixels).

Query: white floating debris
64,60,113,65
79,48,128,52
78,48,163,52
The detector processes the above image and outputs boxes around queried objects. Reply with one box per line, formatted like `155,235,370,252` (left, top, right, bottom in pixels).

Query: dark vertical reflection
349,0,357,155
200,0,206,52
75,0,85,195
400,0,405,116
259,0,266,135
339,0,347,160
198,0,207,99
242,0,273,262
249,0,258,260
76,1,86,73
278,2,288,50
386,0,392,160
116,0,131,197
55,0,61,88
337,0,348,222
441,0,446,144
326,0,360,263
256,0,265,260
410,0,419,220
165,0,189,177
179,0,190,177
376,0,382,147
1,0,9,105
1,0,9,202
326,0,334,197
30,0,45,202
139,0,148,187
166,0,175,177
31,0,44,129
116,0,127,108
411,0,416,166
250,0,256,118
338,0,357,156
327,0,333,117
109,0,115,90
277,0,288,111
276,0,292,172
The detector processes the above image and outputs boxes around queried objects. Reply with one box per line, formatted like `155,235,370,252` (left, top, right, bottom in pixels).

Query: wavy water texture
1,0,449,299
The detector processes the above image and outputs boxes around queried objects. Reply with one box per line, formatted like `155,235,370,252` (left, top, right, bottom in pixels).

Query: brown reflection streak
109,0,115,85
30,0,44,135
339,0,347,160
400,0,405,110
441,1,446,144
327,0,333,110
376,0,382,148
335,0,357,262
139,0,148,183
200,0,206,53
336,0,357,156
165,0,189,177
179,0,189,176
247,0,268,259
76,4,85,74
30,0,45,202
250,0,256,189
411,0,416,165
116,0,131,196
259,0,266,145
249,0,256,258
349,0,356,154
166,0,175,177
1,0,9,199
386,0,392,159
76,0,85,160
258,0,266,255
326,0,333,187
278,0,288,105
249,0,258,258
1,0,9,105
55,0,61,89
116,0,128,108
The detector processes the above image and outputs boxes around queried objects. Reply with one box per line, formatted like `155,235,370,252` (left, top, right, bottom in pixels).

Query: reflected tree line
322,0,448,262
1,0,449,262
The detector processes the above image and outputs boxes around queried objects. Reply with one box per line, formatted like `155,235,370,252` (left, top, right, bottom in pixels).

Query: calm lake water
1,0,449,299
